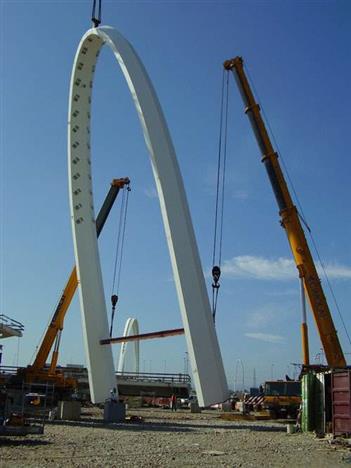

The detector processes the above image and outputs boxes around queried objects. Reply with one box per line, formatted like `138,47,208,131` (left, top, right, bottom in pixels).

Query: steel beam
102,327,185,345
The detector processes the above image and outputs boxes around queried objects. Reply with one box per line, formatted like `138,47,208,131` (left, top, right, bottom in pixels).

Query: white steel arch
68,26,228,405
117,318,140,374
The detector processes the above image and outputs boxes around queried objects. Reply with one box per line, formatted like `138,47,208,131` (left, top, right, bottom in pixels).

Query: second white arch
117,318,140,374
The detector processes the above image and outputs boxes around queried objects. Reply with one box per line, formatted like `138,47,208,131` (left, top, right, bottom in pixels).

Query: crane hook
109,294,118,337
111,294,118,309
212,265,221,289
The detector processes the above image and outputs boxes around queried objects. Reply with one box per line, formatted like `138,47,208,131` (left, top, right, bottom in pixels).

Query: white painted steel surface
68,26,228,406
117,318,140,374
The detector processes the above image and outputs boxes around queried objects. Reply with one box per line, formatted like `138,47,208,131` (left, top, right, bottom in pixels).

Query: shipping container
314,373,325,433
332,370,351,436
301,373,315,432
301,371,332,434
314,372,333,434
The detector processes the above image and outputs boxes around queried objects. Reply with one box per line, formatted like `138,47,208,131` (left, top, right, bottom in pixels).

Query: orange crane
17,178,130,388
223,56,346,368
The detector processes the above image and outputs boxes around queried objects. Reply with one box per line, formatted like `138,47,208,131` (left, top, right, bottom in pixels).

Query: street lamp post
184,351,189,375
234,359,245,392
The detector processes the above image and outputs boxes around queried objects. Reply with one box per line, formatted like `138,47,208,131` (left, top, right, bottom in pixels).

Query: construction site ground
0,407,350,467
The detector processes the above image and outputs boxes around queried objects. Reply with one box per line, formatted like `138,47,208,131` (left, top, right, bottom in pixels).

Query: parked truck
244,380,301,418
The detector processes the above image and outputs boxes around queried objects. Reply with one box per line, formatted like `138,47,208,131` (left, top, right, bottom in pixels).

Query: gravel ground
0,407,350,467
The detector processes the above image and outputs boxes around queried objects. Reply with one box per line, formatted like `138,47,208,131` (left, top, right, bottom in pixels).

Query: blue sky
1,0,351,390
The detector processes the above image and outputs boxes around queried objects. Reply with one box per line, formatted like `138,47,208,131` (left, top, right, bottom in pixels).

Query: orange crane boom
22,178,130,383
224,57,346,368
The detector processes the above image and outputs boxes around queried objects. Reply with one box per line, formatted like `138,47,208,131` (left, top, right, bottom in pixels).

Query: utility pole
235,359,245,392
253,368,256,388
183,351,189,375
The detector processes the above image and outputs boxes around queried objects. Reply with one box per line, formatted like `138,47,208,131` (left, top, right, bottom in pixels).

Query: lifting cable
110,182,131,337
211,69,230,323
91,0,102,27
245,65,351,349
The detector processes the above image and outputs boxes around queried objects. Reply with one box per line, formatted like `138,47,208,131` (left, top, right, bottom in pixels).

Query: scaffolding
0,381,54,436
0,314,24,339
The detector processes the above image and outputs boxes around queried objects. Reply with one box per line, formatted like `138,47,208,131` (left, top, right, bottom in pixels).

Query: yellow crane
17,178,130,389
224,56,346,368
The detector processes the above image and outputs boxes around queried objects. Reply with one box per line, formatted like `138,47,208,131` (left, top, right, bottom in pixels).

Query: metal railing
0,315,24,333
116,371,191,385
0,366,191,386
0,365,19,376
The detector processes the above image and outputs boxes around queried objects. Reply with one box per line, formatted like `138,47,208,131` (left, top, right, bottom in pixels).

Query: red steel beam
100,327,185,345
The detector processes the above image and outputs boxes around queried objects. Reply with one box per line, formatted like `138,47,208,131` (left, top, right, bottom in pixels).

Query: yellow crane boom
224,57,345,368
21,178,130,384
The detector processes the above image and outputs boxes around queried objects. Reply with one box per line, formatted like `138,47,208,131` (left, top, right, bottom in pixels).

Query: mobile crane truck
223,56,346,370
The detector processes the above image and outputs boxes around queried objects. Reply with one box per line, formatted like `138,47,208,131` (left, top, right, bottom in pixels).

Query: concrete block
222,402,232,412
104,400,125,423
287,423,296,434
124,397,143,408
58,401,81,421
190,401,201,413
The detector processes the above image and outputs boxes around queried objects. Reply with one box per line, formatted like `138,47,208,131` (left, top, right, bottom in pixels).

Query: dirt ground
0,407,350,467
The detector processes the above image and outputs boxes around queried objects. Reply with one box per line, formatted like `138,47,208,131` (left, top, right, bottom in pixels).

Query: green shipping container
314,373,326,434
302,373,316,432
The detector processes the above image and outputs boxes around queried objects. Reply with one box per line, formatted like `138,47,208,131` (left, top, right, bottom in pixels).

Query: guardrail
116,371,191,385
0,366,191,386
0,315,24,333
0,365,19,375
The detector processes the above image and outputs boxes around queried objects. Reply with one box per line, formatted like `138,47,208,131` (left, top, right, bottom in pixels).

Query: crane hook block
111,294,119,308
212,266,221,289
